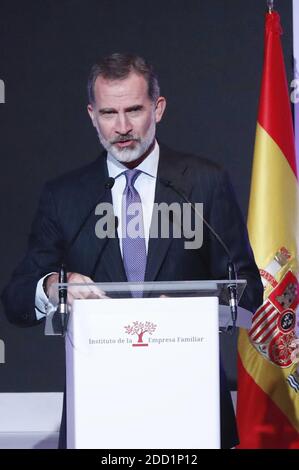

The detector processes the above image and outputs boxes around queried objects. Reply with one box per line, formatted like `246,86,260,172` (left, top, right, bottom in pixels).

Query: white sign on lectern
46,279,247,449
66,296,219,449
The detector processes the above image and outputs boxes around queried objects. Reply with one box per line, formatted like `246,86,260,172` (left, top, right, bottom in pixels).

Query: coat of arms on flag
249,262,298,368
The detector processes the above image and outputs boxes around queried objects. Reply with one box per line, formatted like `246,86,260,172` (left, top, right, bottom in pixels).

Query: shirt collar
107,140,159,179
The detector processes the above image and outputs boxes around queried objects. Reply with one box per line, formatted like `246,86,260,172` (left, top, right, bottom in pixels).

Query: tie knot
124,169,142,188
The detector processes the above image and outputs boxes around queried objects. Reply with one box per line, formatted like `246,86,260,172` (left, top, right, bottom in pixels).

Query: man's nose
115,113,132,135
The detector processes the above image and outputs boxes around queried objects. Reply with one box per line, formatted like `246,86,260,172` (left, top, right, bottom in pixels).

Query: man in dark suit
2,53,263,448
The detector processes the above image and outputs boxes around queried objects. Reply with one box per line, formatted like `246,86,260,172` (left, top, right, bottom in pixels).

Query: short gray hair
87,53,160,104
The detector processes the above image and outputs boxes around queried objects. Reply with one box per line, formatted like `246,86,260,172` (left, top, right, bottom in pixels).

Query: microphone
53,176,116,333
159,177,238,331
105,176,115,190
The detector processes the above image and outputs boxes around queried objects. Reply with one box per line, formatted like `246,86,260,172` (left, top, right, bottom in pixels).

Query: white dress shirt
107,141,159,254
35,141,160,319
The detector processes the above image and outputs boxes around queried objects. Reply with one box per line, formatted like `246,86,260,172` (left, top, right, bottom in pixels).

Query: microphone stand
55,264,68,336
53,177,116,335
159,178,238,332
227,261,238,332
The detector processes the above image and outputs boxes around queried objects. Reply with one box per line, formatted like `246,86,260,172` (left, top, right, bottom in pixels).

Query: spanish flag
236,10,299,448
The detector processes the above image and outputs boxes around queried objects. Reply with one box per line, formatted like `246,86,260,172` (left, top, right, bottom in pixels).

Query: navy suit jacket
2,143,263,448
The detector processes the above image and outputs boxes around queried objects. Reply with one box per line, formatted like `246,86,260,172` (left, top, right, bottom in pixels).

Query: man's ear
155,96,166,123
87,104,96,128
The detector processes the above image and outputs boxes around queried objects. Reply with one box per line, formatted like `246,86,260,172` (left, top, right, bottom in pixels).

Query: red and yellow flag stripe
237,10,299,449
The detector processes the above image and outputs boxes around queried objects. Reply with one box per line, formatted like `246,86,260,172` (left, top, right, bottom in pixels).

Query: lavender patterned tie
122,169,146,291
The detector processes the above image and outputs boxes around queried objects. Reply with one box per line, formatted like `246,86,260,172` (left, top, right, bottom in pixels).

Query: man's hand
45,272,108,306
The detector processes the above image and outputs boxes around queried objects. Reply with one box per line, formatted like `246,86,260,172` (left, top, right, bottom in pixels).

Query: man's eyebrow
99,105,144,114
125,105,144,112
99,108,117,114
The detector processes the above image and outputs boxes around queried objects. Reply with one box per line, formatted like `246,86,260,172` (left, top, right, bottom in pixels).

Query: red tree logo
124,321,157,347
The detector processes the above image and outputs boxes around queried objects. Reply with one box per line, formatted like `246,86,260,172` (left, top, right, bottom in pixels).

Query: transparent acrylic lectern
45,279,247,449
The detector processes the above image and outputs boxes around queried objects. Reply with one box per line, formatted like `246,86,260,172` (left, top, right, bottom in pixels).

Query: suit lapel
74,145,194,283
144,144,193,281
76,153,127,282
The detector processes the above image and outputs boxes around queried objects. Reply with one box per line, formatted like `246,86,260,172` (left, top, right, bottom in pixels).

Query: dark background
0,0,294,392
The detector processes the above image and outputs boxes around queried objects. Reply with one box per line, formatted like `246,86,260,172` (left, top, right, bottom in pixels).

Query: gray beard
97,118,156,163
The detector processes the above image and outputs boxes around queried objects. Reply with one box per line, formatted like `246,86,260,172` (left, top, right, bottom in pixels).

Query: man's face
87,72,166,162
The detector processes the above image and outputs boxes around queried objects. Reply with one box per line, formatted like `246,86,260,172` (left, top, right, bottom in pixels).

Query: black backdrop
0,0,293,392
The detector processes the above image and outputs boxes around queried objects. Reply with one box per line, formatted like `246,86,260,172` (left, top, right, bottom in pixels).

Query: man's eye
128,108,142,115
101,111,116,118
